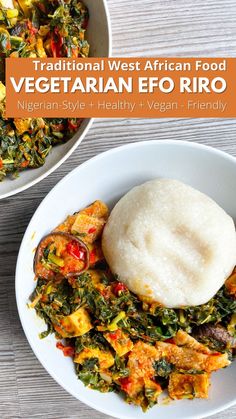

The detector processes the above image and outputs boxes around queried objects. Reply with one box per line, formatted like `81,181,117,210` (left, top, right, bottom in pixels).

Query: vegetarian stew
30,201,236,411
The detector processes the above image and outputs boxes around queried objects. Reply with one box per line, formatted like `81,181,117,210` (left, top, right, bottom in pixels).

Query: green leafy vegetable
0,0,89,180
154,359,174,378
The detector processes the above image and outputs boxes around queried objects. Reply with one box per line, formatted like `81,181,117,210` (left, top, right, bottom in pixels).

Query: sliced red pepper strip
21,160,29,168
113,282,128,296
119,377,132,393
107,330,122,340
89,249,97,265
51,31,63,58
68,119,83,132
56,342,75,357
165,338,175,344
27,20,38,36
66,240,86,260
88,227,96,234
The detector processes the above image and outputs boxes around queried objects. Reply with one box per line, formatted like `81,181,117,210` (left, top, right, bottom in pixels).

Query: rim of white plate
16,140,236,419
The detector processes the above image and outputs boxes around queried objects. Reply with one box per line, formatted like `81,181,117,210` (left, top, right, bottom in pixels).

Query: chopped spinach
0,0,89,180
154,359,174,378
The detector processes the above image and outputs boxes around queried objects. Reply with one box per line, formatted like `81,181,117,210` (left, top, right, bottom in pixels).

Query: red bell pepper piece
88,227,96,234
89,249,97,264
165,338,175,344
66,240,86,260
56,342,75,357
119,377,132,393
51,31,63,58
107,330,122,340
113,282,128,296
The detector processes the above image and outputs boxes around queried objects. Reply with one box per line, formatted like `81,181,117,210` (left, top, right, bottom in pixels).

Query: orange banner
5,57,236,118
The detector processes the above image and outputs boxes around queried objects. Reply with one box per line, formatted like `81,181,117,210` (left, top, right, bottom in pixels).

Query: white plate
0,0,112,199
16,140,236,419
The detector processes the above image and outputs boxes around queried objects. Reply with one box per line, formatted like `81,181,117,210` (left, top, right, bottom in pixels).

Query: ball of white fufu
102,179,236,308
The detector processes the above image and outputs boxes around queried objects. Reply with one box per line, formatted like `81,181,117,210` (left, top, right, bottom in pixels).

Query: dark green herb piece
154,359,174,378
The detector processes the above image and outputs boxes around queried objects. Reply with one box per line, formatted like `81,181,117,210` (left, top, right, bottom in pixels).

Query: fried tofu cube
104,329,134,357
14,118,32,134
54,214,77,234
55,201,108,243
174,330,211,354
168,372,210,400
205,351,230,372
55,307,93,338
156,341,230,372
122,342,162,399
74,347,114,370
71,213,105,243
117,342,163,409
80,201,109,219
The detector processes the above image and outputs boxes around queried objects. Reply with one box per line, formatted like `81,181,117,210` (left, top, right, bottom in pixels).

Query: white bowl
16,140,236,419
0,0,112,200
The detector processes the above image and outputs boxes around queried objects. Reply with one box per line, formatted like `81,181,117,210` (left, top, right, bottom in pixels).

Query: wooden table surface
1,1,236,418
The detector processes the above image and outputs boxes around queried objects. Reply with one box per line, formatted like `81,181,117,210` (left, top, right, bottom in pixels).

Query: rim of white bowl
16,140,236,419
1,0,112,200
